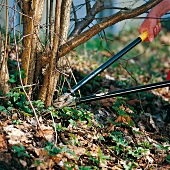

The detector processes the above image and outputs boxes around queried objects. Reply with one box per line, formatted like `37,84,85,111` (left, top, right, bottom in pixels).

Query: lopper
53,31,170,108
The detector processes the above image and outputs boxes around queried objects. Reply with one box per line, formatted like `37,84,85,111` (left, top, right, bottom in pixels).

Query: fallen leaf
3,125,32,145
115,115,133,124
0,133,7,152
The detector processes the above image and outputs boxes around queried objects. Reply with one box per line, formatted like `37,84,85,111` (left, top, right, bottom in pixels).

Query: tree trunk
21,0,44,90
38,0,62,107
59,0,72,45
21,0,34,86
0,0,9,95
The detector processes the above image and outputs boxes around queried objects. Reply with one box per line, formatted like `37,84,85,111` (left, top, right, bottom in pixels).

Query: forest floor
0,29,170,170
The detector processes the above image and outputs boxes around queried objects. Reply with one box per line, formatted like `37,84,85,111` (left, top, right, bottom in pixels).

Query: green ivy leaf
13,92,20,102
166,155,170,163
9,75,17,83
0,106,6,111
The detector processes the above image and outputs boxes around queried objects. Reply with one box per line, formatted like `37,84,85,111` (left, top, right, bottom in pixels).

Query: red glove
166,71,170,81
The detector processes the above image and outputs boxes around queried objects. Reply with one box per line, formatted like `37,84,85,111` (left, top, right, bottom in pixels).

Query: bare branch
60,0,72,45
72,1,78,26
68,0,104,39
45,0,49,44
85,0,91,15
59,0,163,58
49,0,54,47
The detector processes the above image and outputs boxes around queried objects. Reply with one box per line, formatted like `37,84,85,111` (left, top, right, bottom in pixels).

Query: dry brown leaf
127,99,140,105
67,145,86,157
91,97,116,107
101,51,114,58
115,115,133,124
20,159,27,167
0,133,7,152
34,148,48,157
51,153,62,164
119,105,134,113
34,158,55,170
38,125,54,141
3,125,32,145
12,113,18,120
106,123,115,132
158,164,170,170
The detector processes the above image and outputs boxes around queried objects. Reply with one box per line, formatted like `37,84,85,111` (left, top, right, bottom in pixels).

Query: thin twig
50,111,58,145
72,1,78,26
49,0,54,47
45,0,49,45
14,84,37,89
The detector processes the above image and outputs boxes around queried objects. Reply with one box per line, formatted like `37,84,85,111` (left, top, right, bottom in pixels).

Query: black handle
70,37,142,93
75,80,170,104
